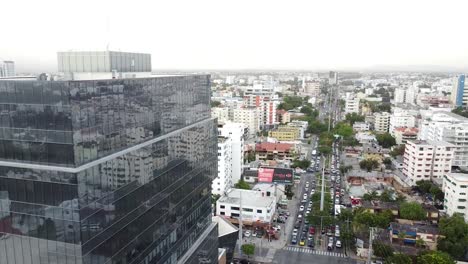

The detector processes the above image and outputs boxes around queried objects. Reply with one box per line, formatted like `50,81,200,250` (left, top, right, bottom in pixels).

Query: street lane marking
284,246,346,258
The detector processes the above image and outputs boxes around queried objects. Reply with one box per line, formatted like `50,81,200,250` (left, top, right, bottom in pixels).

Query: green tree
291,159,311,170
211,194,220,205
241,244,255,258
437,214,468,260
345,112,365,126
417,251,455,264
363,190,379,201
359,159,380,172
379,189,394,202
373,241,394,259
245,152,256,163
452,107,468,118
334,122,354,139
399,202,426,220
234,180,251,190
376,133,397,148
385,253,412,264
390,145,406,158
210,100,221,107
383,158,392,169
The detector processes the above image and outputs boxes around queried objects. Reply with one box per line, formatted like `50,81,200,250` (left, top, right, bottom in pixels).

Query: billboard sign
258,167,293,184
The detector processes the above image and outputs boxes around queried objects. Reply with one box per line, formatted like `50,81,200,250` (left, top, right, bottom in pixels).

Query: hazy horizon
2,0,468,73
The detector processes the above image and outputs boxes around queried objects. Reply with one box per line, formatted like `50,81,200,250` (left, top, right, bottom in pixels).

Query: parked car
291,235,298,244
336,240,342,248
299,239,306,246
244,231,251,237
299,205,305,211
307,238,314,248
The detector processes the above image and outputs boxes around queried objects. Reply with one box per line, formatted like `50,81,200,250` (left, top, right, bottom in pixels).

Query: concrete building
0,61,15,77
213,137,233,196
389,112,416,134
244,82,275,96
233,107,259,138
419,111,468,167
255,142,295,161
393,127,418,145
218,122,245,186
393,87,406,103
450,74,467,107
353,122,370,132
374,112,391,133
268,126,301,141
288,120,308,139
216,189,277,225
329,71,338,85
442,173,468,221
276,109,291,124
302,81,321,97
243,95,278,129
403,140,455,186
405,86,418,104
345,96,360,114
212,107,230,123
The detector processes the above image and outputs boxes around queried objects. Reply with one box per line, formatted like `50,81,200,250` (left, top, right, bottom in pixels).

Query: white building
245,82,275,96
373,112,391,133
212,137,233,196
394,88,406,104
353,122,370,132
218,122,245,185
403,140,455,186
419,111,468,167
243,95,278,129
389,112,416,134
443,173,468,221
288,120,308,139
345,96,360,114
233,107,259,138
212,107,230,122
405,86,418,104
216,188,277,224
0,61,15,77
302,81,321,97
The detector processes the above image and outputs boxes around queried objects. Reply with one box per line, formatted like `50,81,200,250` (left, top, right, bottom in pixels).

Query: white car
299,205,305,211
335,230,340,237
306,210,311,215
336,240,342,248
293,229,298,236
298,214,303,219
244,231,251,237
303,194,308,199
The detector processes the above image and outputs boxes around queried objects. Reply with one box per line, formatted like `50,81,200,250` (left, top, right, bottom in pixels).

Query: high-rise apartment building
329,71,338,85
0,61,15,77
216,122,245,191
450,74,467,107
0,52,218,264
419,111,468,167
212,137,232,196
211,106,230,123
403,140,455,186
389,111,416,134
442,173,468,222
405,86,418,104
373,112,391,133
393,87,406,103
233,107,259,138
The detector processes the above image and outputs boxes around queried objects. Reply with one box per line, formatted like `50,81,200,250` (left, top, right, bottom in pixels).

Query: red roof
256,142,293,152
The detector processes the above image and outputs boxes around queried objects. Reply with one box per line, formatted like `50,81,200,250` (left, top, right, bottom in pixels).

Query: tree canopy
210,100,221,107
278,96,304,111
437,214,468,260
345,112,365,125
291,159,311,170
452,107,468,118
376,133,397,148
390,145,406,158
234,180,251,190
385,253,413,264
359,158,380,172
241,244,255,257
417,251,455,264
399,202,427,221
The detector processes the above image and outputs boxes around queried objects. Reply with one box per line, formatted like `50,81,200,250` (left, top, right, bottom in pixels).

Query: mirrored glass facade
0,75,218,264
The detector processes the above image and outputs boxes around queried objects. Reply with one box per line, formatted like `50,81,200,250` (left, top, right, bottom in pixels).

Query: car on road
299,205,304,211
299,239,306,246
291,235,298,244
309,226,315,235
307,238,314,248
336,240,342,248
244,231,251,237
335,198,340,204
297,214,303,219
335,230,340,237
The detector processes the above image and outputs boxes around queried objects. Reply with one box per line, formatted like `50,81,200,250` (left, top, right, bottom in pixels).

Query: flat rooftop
446,173,468,182
218,188,276,208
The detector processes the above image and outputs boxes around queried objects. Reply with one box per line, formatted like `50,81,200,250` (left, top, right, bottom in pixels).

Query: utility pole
367,227,375,264
238,191,243,256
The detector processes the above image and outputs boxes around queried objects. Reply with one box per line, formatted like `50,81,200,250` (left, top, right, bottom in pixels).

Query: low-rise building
288,120,308,139
255,142,295,161
276,109,290,124
389,222,441,251
233,107,259,138
403,140,455,186
442,173,468,221
353,122,370,132
393,127,418,145
389,112,416,134
216,188,277,225
345,96,360,114
268,126,301,141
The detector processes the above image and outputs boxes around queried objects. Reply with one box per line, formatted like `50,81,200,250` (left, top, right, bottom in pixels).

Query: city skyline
2,0,468,73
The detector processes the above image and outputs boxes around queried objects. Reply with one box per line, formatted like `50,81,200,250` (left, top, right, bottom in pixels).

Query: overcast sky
2,0,468,72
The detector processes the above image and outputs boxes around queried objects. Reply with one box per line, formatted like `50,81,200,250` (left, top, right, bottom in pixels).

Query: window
220,211,225,215
243,208,253,212
257,209,262,213
461,185,468,189
231,206,240,211
231,213,240,217
459,199,467,202
220,205,225,209
460,193,466,196
457,206,466,209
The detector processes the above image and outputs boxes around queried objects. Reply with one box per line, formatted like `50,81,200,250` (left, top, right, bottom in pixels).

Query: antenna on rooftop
106,16,111,51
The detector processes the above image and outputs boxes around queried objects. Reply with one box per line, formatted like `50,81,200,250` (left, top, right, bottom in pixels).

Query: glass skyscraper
0,75,218,263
